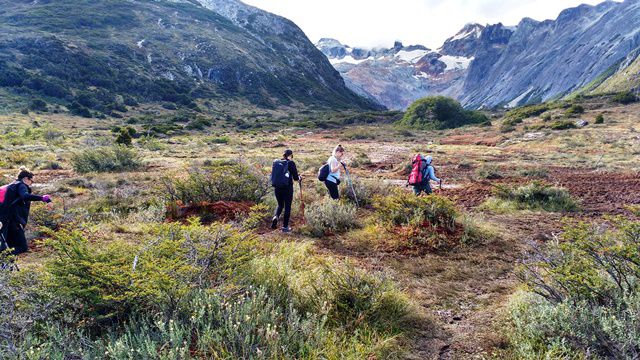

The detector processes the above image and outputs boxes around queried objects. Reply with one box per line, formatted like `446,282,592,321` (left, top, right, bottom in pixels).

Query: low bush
343,175,392,207
305,198,359,237
43,221,256,326
517,167,549,178
163,161,269,205
550,120,576,130
504,104,549,122
71,145,142,173
489,181,578,212
509,219,640,359
612,90,638,105
475,164,503,179
372,190,486,250
349,152,372,168
563,104,584,117
595,113,604,124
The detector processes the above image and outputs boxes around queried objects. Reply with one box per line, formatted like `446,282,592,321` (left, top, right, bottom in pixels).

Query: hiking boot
282,227,292,233
271,216,278,229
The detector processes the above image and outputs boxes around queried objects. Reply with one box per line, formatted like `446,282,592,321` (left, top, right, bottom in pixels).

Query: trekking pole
298,179,306,224
343,164,359,207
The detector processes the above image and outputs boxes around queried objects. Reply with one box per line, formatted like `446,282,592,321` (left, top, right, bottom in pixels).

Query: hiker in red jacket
0,168,52,255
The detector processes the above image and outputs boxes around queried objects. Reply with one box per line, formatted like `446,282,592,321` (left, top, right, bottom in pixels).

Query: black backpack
317,164,330,182
271,160,290,188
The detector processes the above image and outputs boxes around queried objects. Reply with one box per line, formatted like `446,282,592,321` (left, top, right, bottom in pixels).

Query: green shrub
399,96,488,129
343,176,392,207
306,198,359,237
114,129,132,146
28,99,48,112
517,167,549,178
163,161,269,205
490,181,578,212
44,221,256,325
349,152,372,168
245,242,411,333
550,120,576,130
71,145,142,173
594,113,604,124
475,164,503,179
510,219,640,359
563,104,584,117
374,190,458,231
612,90,638,105
504,104,549,122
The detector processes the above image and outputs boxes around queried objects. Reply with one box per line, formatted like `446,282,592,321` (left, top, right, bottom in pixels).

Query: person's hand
42,195,52,203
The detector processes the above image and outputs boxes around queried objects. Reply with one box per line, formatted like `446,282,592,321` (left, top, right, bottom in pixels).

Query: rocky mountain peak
440,23,485,57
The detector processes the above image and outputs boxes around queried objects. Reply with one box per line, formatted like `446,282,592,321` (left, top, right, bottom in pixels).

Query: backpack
0,182,19,225
271,160,290,188
407,154,423,186
317,164,330,182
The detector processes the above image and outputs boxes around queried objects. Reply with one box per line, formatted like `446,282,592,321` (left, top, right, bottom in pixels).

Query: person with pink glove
0,167,52,255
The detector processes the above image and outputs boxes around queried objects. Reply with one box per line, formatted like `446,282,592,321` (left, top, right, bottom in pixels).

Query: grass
0,96,639,358
482,182,579,213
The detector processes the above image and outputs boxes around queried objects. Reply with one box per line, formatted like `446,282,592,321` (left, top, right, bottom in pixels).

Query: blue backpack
271,160,290,188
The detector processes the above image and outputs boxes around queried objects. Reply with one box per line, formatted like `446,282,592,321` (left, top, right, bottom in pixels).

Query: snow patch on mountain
396,49,430,63
440,55,474,71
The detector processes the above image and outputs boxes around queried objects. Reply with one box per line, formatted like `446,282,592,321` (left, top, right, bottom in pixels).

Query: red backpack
407,154,423,186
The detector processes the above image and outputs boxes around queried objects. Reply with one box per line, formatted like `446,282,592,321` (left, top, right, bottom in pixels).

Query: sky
242,0,613,49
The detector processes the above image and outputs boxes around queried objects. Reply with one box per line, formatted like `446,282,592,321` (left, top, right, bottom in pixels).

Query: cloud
242,0,615,48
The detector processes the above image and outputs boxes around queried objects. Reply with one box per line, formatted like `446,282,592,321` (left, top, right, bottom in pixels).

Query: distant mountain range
0,0,379,117
318,0,640,109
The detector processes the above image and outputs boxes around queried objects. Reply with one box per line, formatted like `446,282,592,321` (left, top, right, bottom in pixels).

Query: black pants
6,222,28,255
325,181,339,200
413,181,433,195
274,186,294,228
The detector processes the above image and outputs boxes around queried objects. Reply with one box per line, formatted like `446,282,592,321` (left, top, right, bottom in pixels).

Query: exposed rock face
0,0,380,113
319,0,640,109
461,1,640,108
440,23,485,57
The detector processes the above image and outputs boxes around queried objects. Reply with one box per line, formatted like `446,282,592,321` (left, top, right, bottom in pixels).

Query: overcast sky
242,0,613,49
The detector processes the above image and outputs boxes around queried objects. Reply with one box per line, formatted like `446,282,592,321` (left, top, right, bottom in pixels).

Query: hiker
0,168,52,255
411,155,441,195
325,145,345,200
270,149,301,233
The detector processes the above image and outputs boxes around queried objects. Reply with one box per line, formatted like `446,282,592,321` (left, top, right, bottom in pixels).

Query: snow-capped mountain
316,33,480,109
319,0,640,109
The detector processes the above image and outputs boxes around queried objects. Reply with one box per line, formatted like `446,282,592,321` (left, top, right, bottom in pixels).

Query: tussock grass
482,182,578,213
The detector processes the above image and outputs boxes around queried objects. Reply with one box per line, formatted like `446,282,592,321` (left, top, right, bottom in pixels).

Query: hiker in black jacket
270,149,301,233
1,168,51,255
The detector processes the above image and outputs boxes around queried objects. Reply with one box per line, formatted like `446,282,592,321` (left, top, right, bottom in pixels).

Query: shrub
349,152,372,168
517,167,548,178
163,161,269,205
306,198,359,237
563,104,584,117
114,129,132,146
374,190,458,231
245,242,411,333
71,145,142,173
343,176,392,207
504,104,549,122
612,90,638,105
550,120,576,130
373,191,477,250
594,113,604,124
28,99,48,112
490,181,578,212
44,221,257,325
399,96,488,129
475,164,503,179
510,219,640,359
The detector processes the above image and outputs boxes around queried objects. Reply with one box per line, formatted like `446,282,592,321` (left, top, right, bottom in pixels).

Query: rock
576,120,589,127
